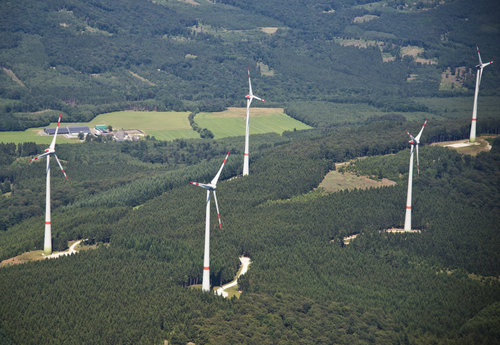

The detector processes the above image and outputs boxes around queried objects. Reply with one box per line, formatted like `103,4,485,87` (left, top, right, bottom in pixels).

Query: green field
0,128,78,145
196,107,312,138
82,110,199,141
0,109,311,144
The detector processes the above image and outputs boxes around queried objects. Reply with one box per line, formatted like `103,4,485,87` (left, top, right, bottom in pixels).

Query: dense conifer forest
1,0,500,344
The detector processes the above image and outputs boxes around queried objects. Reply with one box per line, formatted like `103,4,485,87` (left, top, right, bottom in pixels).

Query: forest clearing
318,170,396,193
215,256,251,298
0,239,87,267
432,136,495,156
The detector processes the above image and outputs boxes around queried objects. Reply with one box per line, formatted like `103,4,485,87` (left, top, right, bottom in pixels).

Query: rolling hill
0,1,500,344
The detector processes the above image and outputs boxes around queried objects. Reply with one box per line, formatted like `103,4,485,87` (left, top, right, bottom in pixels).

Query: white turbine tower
190,151,230,292
404,119,427,231
470,45,494,143
30,113,69,255
243,69,265,176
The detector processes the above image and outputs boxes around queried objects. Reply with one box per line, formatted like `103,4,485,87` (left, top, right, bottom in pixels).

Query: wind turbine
30,113,69,255
190,151,230,292
470,45,494,143
404,119,427,231
243,69,265,176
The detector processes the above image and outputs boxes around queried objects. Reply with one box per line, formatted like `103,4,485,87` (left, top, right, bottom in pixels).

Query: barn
44,126,91,135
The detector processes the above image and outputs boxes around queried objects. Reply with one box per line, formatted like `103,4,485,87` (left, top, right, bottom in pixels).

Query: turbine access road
45,240,84,259
215,256,251,298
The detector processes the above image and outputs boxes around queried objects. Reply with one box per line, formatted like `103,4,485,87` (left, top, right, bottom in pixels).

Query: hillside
1,1,500,344
1,0,499,131
1,121,500,344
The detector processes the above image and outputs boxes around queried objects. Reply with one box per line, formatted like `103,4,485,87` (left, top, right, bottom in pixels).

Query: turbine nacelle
405,119,428,176
190,151,230,229
29,113,69,181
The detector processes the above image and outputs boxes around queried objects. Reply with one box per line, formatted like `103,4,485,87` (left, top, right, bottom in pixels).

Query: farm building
44,126,91,135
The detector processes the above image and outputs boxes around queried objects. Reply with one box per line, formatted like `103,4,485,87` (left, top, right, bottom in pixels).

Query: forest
0,0,499,130
1,117,500,344
1,0,500,344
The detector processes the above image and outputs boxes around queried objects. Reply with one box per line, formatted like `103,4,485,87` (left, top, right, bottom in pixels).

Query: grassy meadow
195,107,312,138
0,109,311,143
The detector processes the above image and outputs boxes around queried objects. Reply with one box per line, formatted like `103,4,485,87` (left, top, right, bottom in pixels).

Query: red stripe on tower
45,221,51,225
406,206,412,209
244,153,249,156
203,266,209,270
472,119,477,121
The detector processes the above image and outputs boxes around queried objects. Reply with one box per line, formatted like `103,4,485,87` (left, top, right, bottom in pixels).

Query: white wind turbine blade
211,151,230,186
53,154,69,181
479,67,483,87
248,69,253,97
212,190,222,229
29,152,50,163
415,119,428,142
477,45,483,65
190,181,211,190
49,113,62,151
416,143,420,176
251,95,265,102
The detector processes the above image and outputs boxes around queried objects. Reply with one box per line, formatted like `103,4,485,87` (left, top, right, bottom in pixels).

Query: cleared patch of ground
318,170,396,193
343,233,360,245
214,256,251,299
2,67,26,87
439,66,469,91
401,45,437,65
257,62,274,76
334,37,381,49
407,73,418,82
353,14,379,23
177,0,199,5
0,240,91,268
128,71,156,86
432,136,495,156
384,228,421,233
260,27,278,34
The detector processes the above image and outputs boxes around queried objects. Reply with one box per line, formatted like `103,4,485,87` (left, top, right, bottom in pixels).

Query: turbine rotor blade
190,181,211,190
213,190,222,229
415,118,428,142
248,69,253,96
416,144,420,176
30,152,49,163
477,45,483,65
252,95,265,102
54,154,69,181
211,151,230,186
49,113,62,151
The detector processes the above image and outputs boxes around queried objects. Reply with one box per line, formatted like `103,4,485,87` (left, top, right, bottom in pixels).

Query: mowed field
0,111,199,144
195,107,312,138
0,109,311,144
82,111,200,141
0,128,78,145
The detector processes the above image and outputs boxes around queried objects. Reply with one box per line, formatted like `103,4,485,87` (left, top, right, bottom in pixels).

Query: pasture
195,107,311,138
0,128,77,145
0,109,311,144
82,111,199,141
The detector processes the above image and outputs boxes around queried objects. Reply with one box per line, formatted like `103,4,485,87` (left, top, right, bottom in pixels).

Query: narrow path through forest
215,256,251,298
45,240,84,259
